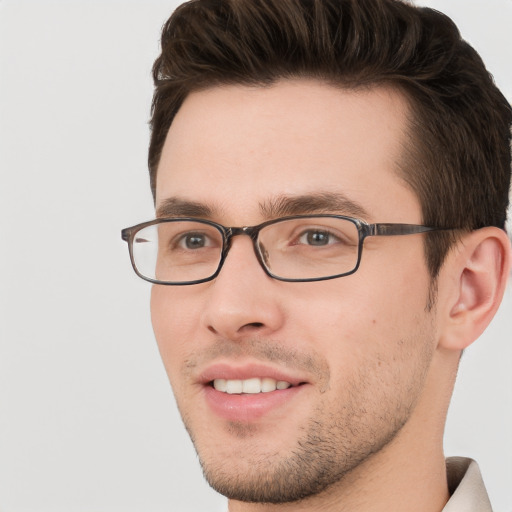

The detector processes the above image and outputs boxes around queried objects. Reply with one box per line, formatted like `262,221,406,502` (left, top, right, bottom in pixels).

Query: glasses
121,215,440,285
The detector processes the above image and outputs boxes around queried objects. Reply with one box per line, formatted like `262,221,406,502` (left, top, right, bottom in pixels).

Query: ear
438,227,511,351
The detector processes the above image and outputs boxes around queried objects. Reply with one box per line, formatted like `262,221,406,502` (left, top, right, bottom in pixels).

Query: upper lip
198,362,309,386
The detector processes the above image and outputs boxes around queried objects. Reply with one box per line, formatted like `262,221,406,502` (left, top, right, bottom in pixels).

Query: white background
0,1,510,511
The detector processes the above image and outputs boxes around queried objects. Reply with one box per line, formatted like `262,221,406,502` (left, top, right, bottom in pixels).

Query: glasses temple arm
369,224,438,236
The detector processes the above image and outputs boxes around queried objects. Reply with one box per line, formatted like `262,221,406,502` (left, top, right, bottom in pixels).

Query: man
122,0,511,510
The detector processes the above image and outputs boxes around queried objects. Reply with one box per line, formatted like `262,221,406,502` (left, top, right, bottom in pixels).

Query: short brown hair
149,0,512,277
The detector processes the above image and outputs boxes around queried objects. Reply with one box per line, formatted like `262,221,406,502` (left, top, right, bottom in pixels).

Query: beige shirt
443,457,492,511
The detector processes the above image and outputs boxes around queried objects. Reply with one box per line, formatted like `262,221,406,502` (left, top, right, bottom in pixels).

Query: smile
200,364,310,421
212,377,293,394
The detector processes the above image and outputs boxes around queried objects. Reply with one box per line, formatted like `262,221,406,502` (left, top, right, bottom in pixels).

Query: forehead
155,80,419,224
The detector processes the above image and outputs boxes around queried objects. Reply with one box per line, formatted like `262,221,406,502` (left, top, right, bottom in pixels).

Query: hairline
152,76,423,197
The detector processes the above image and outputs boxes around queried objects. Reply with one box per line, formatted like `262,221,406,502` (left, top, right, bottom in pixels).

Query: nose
200,235,285,341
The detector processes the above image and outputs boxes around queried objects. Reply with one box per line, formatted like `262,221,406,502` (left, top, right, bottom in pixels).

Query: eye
177,232,213,250
298,229,339,246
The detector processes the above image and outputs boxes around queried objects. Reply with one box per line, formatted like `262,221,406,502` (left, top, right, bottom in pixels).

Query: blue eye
181,233,208,249
299,230,338,246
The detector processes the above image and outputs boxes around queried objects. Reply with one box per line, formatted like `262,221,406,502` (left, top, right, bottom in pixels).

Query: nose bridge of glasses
222,226,266,268
225,226,258,236
224,226,260,247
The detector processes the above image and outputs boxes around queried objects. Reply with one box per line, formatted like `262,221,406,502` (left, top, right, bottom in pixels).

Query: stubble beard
198,411,406,503
183,367,427,504
176,319,435,504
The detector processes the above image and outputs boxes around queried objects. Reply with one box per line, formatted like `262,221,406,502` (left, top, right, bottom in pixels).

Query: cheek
355,248,431,330
290,259,431,356
302,280,435,419
150,286,199,379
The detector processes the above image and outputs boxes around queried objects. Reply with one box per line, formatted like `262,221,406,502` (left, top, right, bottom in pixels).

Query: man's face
151,80,438,503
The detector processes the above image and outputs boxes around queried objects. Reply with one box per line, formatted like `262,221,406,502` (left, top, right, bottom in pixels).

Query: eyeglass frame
121,215,446,285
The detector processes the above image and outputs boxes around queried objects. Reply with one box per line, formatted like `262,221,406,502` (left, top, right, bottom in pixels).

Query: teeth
213,377,292,394
214,379,227,392
261,377,276,393
242,378,261,394
226,380,243,394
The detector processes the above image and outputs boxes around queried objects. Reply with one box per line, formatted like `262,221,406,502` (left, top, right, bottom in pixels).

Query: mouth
211,377,299,394
199,364,310,422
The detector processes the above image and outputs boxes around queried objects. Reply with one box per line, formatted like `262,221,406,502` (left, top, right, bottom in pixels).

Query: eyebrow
156,197,215,219
156,192,370,222
260,192,370,220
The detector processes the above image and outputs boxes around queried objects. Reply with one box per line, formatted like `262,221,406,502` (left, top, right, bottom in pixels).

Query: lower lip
203,384,304,422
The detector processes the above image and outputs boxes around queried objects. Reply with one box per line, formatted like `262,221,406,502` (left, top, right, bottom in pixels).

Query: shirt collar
443,457,492,512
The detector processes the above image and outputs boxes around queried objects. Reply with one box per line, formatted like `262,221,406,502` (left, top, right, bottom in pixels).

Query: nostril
244,322,264,329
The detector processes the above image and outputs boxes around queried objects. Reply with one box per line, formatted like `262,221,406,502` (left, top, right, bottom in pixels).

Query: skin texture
150,80,510,512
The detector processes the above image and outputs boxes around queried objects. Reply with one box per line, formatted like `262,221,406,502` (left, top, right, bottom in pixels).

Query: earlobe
438,227,511,351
